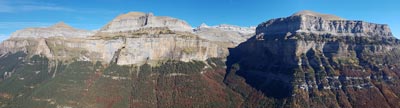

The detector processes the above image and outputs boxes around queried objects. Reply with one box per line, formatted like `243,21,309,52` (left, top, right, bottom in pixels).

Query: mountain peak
100,11,192,33
114,12,151,20
199,23,209,28
292,10,344,20
50,22,74,29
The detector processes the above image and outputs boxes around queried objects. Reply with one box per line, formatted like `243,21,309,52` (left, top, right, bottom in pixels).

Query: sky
0,0,399,41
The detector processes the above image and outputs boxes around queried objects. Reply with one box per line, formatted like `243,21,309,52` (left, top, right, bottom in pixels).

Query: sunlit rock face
115,35,224,65
0,11,245,108
256,10,393,37
1,32,227,65
99,12,193,33
0,12,232,65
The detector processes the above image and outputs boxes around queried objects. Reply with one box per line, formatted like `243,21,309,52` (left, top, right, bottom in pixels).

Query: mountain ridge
256,10,393,38
1,11,254,65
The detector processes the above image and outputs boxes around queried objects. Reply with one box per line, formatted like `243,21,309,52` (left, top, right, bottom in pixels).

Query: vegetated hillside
0,52,245,108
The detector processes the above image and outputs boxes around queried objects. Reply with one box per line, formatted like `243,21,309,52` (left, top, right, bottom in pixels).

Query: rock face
10,22,94,38
226,10,400,107
256,10,393,37
100,12,193,33
194,23,255,45
1,31,226,65
0,12,229,65
116,35,223,65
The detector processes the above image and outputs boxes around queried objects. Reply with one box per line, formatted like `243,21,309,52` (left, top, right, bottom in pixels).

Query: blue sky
0,0,399,41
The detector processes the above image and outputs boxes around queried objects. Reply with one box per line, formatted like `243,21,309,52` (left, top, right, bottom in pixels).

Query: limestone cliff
226,10,400,108
256,10,393,37
0,12,242,108
99,12,193,33
0,12,229,65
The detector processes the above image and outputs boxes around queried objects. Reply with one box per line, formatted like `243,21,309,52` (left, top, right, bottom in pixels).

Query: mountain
226,10,400,107
0,10,399,108
10,22,94,38
1,12,238,65
256,10,392,37
194,23,255,45
0,12,249,108
99,12,193,33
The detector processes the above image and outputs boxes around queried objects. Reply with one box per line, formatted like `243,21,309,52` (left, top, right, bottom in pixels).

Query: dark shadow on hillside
224,37,295,99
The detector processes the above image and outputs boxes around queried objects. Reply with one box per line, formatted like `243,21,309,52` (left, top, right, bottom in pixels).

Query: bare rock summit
257,10,393,37
292,10,344,20
100,12,193,33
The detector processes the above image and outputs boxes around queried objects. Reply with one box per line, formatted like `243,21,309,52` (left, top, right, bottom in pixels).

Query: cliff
99,12,193,33
256,10,393,37
0,12,232,65
225,10,400,107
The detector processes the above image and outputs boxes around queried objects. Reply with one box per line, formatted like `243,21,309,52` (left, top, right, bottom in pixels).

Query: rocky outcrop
256,10,393,37
10,22,94,38
116,34,223,65
226,10,400,108
0,38,31,54
99,12,193,33
194,23,255,45
34,39,53,58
